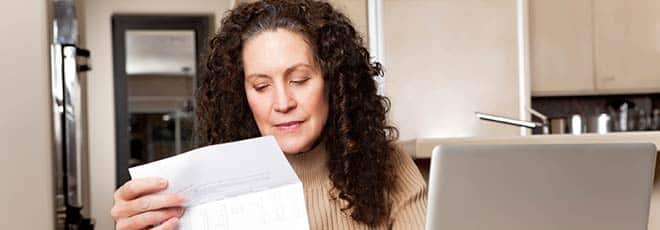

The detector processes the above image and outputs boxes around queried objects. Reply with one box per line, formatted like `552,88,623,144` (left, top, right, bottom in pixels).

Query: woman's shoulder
386,143,428,228
389,143,427,199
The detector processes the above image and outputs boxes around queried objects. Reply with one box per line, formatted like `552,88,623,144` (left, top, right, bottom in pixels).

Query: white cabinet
593,0,660,93
530,0,660,96
530,0,595,96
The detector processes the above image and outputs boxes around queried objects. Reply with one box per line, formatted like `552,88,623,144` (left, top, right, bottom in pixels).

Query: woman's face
242,29,328,154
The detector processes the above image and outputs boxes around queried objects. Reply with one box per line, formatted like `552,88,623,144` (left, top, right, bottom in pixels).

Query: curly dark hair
196,0,399,226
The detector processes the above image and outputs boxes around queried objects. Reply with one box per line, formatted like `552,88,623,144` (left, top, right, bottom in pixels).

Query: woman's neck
285,139,329,188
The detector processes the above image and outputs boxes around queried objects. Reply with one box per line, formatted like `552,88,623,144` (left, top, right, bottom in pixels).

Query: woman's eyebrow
245,73,271,81
246,63,315,80
284,63,314,76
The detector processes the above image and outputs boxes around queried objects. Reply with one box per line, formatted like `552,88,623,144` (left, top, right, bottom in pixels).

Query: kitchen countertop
400,131,660,159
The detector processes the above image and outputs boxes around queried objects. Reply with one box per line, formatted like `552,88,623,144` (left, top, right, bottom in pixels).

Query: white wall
84,0,232,229
383,0,521,140
327,0,369,40
0,0,54,229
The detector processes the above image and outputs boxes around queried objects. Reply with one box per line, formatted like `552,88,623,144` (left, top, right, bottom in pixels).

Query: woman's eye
290,78,310,85
254,84,270,91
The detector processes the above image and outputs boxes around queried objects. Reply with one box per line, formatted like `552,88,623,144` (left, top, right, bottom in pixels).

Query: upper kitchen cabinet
530,0,595,96
593,0,660,94
530,0,660,96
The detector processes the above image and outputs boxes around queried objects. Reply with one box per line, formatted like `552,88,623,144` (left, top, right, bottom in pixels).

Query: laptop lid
425,143,656,230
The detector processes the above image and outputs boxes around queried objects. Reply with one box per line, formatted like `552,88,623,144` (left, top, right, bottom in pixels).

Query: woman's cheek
247,93,270,135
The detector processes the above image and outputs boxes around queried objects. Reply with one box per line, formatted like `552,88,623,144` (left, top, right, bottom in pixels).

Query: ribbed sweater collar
285,141,329,188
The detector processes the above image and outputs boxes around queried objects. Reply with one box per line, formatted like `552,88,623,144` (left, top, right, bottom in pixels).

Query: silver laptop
425,143,657,230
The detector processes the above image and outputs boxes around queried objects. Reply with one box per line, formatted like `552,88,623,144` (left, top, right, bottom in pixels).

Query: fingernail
158,178,168,187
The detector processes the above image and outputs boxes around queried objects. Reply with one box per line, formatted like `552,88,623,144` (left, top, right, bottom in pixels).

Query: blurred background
1,0,660,229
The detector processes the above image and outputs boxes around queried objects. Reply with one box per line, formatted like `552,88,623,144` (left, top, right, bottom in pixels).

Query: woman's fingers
111,178,186,230
111,193,185,219
115,207,183,230
115,178,168,202
151,217,180,230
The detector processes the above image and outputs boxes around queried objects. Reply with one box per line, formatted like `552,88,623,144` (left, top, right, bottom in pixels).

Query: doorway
112,15,211,187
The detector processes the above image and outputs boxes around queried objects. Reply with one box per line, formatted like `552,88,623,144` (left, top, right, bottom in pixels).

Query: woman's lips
274,121,303,132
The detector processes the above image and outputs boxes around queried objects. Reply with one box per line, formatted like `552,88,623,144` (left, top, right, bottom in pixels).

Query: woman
110,0,427,229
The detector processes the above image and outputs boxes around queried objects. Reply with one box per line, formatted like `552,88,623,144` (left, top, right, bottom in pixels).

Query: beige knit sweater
285,143,428,229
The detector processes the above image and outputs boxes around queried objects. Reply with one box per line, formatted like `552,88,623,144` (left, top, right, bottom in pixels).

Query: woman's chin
273,135,314,154
280,143,308,155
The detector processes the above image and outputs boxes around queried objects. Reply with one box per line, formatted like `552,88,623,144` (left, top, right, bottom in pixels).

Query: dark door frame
112,14,211,187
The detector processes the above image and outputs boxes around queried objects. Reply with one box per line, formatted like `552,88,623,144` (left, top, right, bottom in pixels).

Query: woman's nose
273,86,297,113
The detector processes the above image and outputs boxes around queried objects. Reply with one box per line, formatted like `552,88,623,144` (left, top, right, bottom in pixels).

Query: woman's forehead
242,29,317,77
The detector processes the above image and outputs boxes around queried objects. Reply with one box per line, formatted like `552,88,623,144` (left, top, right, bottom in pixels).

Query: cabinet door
530,0,595,96
594,0,660,93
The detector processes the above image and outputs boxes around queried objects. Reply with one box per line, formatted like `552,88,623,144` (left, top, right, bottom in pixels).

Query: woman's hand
111,178,186,230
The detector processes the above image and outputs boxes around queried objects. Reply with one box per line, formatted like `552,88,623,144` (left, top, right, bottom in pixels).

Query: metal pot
549,117,567,134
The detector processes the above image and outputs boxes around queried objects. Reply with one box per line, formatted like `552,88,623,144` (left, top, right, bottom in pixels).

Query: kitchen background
2,0,660,229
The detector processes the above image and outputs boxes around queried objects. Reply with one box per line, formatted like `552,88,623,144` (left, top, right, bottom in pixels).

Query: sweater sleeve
389,148,428,229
